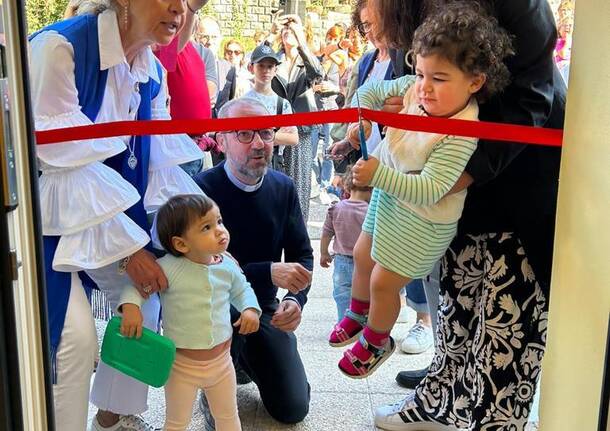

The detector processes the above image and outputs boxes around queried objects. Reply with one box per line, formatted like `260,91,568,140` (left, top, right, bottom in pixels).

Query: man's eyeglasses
357,21,372,35
221,129,277,144
225,49,243,56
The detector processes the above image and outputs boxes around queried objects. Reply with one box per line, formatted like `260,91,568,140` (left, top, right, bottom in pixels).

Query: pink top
155,41,211,121
555,37,570,63
322,200,369,256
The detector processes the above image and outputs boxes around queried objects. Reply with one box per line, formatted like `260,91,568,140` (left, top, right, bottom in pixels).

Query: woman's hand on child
233,308,260,335
120,304,144,339
353,156,380,187
346,120,372,150
320,252,333,268
126,249,168,299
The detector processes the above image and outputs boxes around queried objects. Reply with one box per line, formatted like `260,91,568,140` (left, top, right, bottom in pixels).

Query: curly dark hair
410,3,514,101
343,165,373,193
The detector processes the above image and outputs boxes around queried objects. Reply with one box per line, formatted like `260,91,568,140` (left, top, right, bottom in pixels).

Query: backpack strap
276,94,284,116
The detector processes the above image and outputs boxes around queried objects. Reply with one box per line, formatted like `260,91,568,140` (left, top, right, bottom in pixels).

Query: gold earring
123,3,129,30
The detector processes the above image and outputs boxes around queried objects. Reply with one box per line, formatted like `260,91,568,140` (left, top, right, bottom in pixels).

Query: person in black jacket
194,98,313,427
270,14,323,221
359,1,566,430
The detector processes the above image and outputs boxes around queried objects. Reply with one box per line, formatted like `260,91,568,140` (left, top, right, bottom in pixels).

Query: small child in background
119,194,261,431
320,166,372,321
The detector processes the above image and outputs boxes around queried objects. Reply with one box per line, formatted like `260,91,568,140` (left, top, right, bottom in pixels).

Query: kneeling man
195,98,313,426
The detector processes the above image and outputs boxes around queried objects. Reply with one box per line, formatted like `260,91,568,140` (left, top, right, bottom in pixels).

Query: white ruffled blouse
29,10,204,272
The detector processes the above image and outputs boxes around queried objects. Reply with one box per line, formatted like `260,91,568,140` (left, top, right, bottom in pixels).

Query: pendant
128,153,138,170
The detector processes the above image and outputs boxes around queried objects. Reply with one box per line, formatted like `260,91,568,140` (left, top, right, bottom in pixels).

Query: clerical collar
223,162,264,192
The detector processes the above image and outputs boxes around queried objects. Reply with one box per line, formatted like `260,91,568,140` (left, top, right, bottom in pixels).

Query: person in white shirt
243,43,298,168
29,0,207,430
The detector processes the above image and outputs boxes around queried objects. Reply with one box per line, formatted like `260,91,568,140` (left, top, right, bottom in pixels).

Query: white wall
540,0,610,429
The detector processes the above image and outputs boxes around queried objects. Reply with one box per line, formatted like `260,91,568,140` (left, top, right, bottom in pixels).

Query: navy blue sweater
195,163,313,309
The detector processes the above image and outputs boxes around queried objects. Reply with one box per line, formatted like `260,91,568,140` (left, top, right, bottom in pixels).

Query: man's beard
237,151,271,181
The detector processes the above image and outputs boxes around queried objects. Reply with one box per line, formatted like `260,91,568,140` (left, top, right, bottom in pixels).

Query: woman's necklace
126,137,137,169
126,82,140,170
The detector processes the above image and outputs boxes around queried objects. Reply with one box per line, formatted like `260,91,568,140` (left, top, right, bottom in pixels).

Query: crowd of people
31,0,568,430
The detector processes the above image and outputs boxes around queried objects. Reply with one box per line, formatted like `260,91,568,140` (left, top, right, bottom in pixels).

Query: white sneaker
318,189,333,205
91,415,156,431
374,392,461,431
400,320,433,354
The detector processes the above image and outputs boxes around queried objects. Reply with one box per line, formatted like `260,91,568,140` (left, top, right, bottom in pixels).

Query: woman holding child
337,0,566,430
29,0,207,429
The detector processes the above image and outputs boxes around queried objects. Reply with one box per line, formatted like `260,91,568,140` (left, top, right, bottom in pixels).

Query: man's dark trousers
230,300,310,424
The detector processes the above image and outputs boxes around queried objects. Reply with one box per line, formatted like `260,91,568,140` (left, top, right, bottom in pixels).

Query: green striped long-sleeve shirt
354,75,479,223
371,135,477,207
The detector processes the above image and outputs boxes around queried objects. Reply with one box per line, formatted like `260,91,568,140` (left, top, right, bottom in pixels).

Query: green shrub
26,0,70,34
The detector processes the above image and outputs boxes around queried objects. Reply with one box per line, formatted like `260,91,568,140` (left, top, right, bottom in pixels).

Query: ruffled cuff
148,133,204,171
143,165,205,212
52,213,150,272
36,110,126,168
40,162,140,235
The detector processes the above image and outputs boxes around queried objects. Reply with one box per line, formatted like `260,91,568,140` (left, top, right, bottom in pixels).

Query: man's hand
382,96,404,114
346,120,372,150
126,249,168,299
271,263,312,294
352,156,380,187
320,252,333,268
233,308,260,335
271,300,302,332
120,304,143,338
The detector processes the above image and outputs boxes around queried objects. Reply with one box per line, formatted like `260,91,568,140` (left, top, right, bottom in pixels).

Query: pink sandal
338,335,396,379
328,310,368,347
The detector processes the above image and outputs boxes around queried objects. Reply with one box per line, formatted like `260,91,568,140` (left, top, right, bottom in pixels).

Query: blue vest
357,49,394,88
356,50,394,147
31,14,162,380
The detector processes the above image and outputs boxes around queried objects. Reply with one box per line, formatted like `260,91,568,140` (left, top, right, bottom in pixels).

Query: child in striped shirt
328,6,514,378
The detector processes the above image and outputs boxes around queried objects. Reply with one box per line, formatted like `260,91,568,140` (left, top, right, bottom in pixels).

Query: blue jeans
332,254,354,321
405,278,428,313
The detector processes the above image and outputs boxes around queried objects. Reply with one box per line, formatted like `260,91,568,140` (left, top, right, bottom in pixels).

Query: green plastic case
100,316,176,388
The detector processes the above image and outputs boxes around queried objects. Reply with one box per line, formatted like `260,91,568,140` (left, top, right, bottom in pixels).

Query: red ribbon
34,108,563,147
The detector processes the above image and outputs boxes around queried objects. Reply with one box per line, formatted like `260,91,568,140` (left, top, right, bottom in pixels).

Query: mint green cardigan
120,253,261,349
